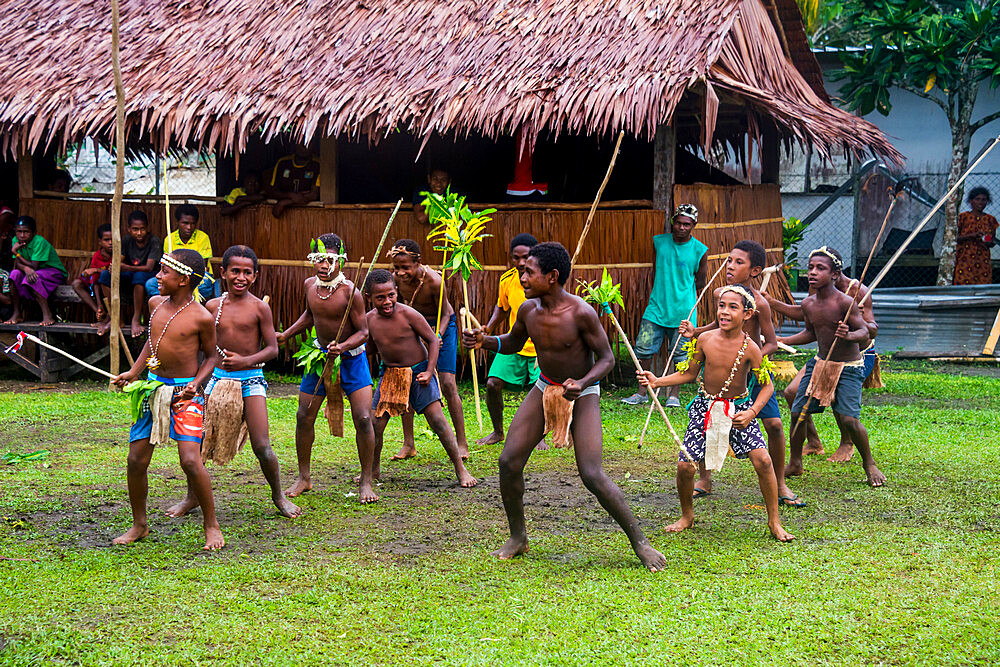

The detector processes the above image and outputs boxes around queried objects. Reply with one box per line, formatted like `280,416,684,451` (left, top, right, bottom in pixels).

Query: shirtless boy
779,247,886,487
640,285,794,542
111,249,224,550
165,245,301,519
364,269,477,490
679,240,802,506
463,242,667,572
768,255,878,463
388,239,468,459
276,234,378,503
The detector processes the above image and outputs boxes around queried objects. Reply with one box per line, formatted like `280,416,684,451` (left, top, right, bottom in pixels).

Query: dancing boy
387,239,468,459
679,240,802,507
639,285,794,541
364,269,477,491
463,242,667,571
165,245,301,519
111,249,223,550
780,247,885,487
276,234,377,503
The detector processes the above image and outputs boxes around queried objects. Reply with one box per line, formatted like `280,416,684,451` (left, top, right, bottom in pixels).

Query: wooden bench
0,284,136,381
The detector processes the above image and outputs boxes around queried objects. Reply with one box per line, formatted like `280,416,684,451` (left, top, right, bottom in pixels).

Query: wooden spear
569,131,625,276
7,332,116,380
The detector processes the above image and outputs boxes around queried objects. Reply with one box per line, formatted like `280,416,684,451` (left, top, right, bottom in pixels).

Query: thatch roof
0,0,901,163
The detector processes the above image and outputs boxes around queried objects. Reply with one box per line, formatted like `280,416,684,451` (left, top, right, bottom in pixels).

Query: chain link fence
56,144,217,197
781,171,1000,289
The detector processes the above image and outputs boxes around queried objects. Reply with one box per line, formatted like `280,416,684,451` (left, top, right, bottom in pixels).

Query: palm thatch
0,0,900,163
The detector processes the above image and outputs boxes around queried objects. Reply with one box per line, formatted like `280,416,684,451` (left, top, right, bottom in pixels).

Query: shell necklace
407,266,427,306
213,291,265,368
315,272,347,300
697,333,749,401
146,296,195,370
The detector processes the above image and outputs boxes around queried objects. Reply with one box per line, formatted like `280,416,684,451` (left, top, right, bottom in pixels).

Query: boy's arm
483,304,506,335
779,306,816,346
638,343,702,388
220,301,279,370
695,252,709,294
755,297,778,357
410,308,441,383
835,304,870,343
183,313,219,399
563,303,613,398
329,287,368,354
464,301,531,354
275,281,314,343
733,345,771,428
112,339,153,386
765,295,804,320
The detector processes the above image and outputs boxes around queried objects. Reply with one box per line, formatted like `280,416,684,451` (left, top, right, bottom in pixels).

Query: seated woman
954,186,998,285
4,216,67,326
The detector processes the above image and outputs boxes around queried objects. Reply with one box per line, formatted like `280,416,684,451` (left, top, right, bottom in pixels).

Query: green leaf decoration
576,268,625,315
425,191,492,280
292,328,331,378
675,338,700,373
123,379,166,421
755,355,776,385
3,449,50,465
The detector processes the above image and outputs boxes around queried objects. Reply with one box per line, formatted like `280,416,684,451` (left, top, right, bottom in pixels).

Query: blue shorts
748,371,781,420
634,318,688,362
129,373,205,444
98,268,157,298
299,345,372,397
206,367,267,399
372,360,441,415
437,313,458,375
791,356,865,419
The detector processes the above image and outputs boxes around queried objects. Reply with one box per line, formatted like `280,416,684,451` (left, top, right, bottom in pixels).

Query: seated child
98,210,162,337
111,249,223,550
164,245,301,519
220,172,265,217
4,216,67,326
364,269,477,491
71,223,113,325
144,204,215,301
639,285,794,542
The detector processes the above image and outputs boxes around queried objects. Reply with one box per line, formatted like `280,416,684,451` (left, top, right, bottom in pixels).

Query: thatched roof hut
0,0,899,164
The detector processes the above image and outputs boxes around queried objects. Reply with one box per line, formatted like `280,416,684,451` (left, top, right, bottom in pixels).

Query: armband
493,335,502,350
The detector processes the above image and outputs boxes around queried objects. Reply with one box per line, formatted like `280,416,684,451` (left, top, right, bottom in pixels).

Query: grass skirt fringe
542,385,574,448
202,379,248,464
375,367,412,418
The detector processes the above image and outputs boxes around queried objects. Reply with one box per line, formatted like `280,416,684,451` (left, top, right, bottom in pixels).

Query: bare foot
784,461,804,477
634,542,667,572
112,524,149,545
131,319,146,338
353,473,381,484
457,467,478,488
693,481,712,498
96,320,112,336
165,496,199,518
492,536,529,560
203,526,225,551
827,443,855,463
3,313,23,325
285,477,312,497
769,521,796,542
803,440,825,456
359,482,380,504
391,446,417,460
664,516,694,533
39,316,55,326
274,495,302,518
865,464,886,488
476,432,503,447
536,438,549,451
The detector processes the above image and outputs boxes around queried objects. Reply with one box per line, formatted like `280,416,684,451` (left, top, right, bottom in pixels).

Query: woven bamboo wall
22,185,786,354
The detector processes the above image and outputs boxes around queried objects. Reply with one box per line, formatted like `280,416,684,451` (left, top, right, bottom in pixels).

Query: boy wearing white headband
276,233,378,503
639,285,794,542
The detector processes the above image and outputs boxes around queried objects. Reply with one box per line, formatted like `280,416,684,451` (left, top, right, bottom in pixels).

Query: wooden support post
653,124,675,214
17,150,33,201
761,128,780,186
320,135,338,204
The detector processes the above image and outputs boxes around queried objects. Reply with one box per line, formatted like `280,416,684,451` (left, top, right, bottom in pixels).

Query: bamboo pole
435,249,449,335
103,296,135,367
569,131,625,275
638,261,727,447
461,279,483,431
9,333,116,380
108,0,126,385
163,166,173,252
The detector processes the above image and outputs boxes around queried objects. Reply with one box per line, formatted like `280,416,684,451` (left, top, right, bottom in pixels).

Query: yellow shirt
224,187,247,205
497,268,535,357
164,229,214,276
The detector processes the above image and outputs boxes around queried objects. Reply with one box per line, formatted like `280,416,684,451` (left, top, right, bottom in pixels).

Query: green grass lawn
1,359,999,665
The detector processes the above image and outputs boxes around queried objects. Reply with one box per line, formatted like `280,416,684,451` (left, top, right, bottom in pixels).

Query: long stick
435,248,449,335
108,0,126,385
164,166,173,253
569,131,625,275
8,332,116,380
461,280,483,431
638,261,727,447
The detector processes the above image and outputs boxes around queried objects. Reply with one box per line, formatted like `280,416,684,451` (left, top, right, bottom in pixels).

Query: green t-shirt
20,234,67,277
641,233,707,328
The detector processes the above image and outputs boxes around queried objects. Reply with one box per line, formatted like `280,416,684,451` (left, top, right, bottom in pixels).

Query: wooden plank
653,124,675,212
917,297,1000,310
4,349,43,379
983,306,1000,356
18,151,33,201
320,135,338,204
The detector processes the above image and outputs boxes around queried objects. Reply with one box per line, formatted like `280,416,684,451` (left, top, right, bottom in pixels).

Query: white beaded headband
307,251,347,264
161,253,203,279
719,284,756,311
810,245,843,271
